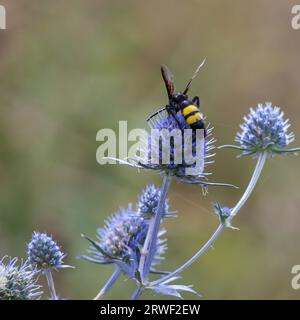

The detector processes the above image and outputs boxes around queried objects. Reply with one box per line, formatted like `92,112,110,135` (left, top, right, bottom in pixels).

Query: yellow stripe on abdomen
186,113,203,125
182,105,198,117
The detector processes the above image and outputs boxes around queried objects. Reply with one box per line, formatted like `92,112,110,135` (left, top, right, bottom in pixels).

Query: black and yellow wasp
147,60,207,136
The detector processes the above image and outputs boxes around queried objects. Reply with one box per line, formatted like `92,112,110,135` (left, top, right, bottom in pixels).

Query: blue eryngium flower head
137,184,172,218
28,232,71,272
0,256,42,300
134,111,235,189
81,206,167,278
235,103,300,157
109,110,235,189
144,111,215,180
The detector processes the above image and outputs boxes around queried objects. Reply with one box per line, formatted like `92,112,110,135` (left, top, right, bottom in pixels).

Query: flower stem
151,152,267,286
45,270,58,300
228,152,267,221
93,268,122,300
139,173,172,283
131,286,142,300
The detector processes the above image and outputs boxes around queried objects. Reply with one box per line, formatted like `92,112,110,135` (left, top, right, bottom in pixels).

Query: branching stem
151,152,267,286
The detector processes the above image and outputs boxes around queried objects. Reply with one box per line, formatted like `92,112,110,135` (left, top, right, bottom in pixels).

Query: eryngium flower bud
0,257,41,300
236,103,295,157
213,202,231,224
137,184,170,218
28,232,65,271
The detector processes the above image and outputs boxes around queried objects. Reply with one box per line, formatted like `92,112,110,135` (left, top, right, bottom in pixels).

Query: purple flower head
28,232,69,271
236,103,296,157
81,206,167,278
144,111,215,181
137,184,171,218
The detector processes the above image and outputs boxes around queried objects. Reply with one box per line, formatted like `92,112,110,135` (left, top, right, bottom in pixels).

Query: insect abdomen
182,104,203,126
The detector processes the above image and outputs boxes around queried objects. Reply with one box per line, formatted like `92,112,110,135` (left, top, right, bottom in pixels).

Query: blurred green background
0,0,300,299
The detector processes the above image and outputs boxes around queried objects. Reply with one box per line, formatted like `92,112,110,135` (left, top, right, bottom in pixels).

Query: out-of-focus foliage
0,0,299,299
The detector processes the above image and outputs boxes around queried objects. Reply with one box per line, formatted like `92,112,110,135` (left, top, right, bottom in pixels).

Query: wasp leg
192,96,200,107
147,107,167,122
167,107,182,128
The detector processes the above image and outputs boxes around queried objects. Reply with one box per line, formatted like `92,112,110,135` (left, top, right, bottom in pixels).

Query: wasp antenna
183,58,206,95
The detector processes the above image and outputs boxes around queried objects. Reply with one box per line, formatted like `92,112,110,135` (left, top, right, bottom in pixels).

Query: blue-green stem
138,173,172,283
131,285,142,300
151,152,267,286
94,267,122,300
228,152,267,221
45,270,58,300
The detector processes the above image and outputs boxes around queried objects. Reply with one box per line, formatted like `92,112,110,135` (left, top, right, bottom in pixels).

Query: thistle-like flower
234,103,300,157
105,108,235,190
129,111,235,190
0,256,42,300
28,232,70,271
137,184,173,218
142,111,215,181
81,206,167,278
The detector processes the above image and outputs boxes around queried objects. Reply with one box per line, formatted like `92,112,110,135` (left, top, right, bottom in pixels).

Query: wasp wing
161,64,175,99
